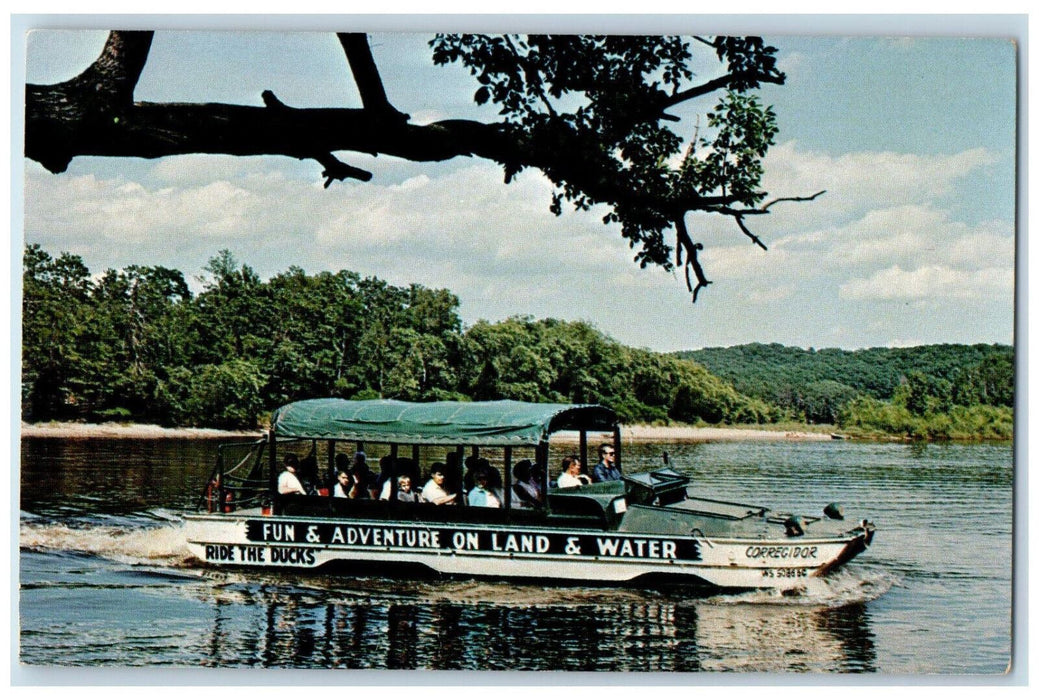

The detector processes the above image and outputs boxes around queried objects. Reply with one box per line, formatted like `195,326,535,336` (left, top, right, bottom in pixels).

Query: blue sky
16,18,1020,352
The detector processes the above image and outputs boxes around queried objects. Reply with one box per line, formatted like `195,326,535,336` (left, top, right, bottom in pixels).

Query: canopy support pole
536,441,549,501
613,425,622,475
326,439,335,490
268,429,278,513
389,443,399,501
579,431,588,475
503,446,513,517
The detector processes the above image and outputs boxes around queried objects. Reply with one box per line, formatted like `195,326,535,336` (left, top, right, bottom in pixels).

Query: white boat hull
184,510,872,590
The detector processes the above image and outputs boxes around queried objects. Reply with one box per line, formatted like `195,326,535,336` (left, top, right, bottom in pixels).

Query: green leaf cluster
429,34,785,273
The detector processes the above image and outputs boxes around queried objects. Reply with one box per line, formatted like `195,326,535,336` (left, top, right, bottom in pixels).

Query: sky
15,17,1020,353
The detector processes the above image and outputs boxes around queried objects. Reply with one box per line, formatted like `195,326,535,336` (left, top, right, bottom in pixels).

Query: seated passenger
384,474,420,502
348,464,371,499
420,464,457,505
278,454,307,495
592,443,622,482
397,475,421,502
333,470,351,498
556,455,591,488
374,455,395,497
468,467,503,508
329,453,350,491
511,461,539,508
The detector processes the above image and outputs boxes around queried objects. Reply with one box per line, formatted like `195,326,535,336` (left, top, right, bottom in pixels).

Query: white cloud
22,137,1015,350
786,204,1015,273
739,284,796,305
839,264,1013,301
879,37,919,51
27,170,264,244
761,142,997,226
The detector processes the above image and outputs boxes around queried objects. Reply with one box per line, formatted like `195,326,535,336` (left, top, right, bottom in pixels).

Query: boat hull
184,511,873,590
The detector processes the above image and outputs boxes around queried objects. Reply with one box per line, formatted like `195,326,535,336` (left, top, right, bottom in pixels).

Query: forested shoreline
683,343,1014,440
22,245,1014,440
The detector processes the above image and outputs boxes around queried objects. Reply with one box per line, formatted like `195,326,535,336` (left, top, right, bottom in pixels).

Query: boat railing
198,438,267,513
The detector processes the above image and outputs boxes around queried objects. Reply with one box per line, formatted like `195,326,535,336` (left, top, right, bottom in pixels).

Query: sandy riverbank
19,422,258,439
20,421,835,442
615,425,833,443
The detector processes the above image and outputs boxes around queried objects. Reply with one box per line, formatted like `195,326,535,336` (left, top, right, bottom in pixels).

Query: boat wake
703,567,897,607
19,513,196,569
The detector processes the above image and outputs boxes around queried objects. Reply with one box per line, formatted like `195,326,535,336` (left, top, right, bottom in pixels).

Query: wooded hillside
22,245,772,429
682,343,1014,437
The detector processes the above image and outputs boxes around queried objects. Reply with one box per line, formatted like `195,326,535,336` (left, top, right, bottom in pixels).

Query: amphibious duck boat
184,399,875,590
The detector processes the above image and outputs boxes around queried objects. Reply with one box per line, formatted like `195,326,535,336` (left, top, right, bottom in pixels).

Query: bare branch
660,74,737,108
314,153,373,187
690,242,710,302
261,90,287,110
675,217,711,300
760,190,827,212
25,30,155,172
735,216,768,250
262,89,372,185
703,190,828,218
337,33,409,122
25,30,819,303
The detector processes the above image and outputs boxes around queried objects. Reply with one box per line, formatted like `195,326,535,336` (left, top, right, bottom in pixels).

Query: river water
17,437,1014,675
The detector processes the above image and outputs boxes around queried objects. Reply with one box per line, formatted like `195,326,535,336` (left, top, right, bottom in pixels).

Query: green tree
954,353,1014,408
795,380,860,424
893,370,953,416
264,267,365,404
79,264,193,421
182,359,267,429
459,318,556,402
192,250,269,364
21,244,93,420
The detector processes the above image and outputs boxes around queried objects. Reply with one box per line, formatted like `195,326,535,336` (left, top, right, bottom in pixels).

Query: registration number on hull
760,567,808,579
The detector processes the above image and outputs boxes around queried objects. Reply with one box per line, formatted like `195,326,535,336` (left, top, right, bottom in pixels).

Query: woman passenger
556,455,591,488
421,464,457,505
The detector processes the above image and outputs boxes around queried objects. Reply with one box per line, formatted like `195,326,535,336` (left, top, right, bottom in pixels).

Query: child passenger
468,468,503,508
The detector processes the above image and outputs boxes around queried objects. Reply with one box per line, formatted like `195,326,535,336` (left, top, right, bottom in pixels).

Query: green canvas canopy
270,399,618,446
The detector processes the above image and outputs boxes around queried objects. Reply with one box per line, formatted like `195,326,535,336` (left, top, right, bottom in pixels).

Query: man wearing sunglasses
592,443,622,483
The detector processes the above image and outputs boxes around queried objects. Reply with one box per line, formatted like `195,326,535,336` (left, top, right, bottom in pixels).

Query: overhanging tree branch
25,30,821,302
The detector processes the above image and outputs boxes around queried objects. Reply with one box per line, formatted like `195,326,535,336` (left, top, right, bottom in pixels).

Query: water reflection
198,585,876,671
815,602,877,672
